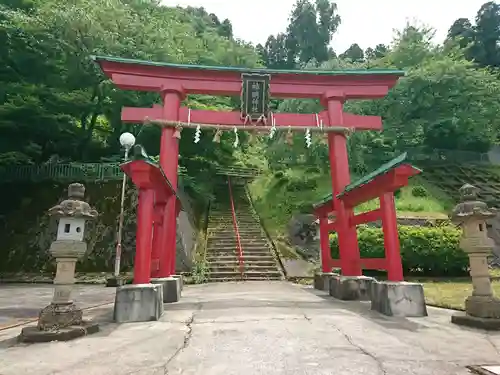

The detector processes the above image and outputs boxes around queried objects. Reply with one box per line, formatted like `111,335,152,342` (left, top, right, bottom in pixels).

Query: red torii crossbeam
93,55,404,284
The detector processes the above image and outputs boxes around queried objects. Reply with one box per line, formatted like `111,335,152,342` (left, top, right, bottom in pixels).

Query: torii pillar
157,87,184,280
323,92,361,277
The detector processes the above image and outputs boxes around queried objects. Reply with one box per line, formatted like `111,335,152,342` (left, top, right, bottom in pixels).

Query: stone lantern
19,183,99,343
450,183,500,330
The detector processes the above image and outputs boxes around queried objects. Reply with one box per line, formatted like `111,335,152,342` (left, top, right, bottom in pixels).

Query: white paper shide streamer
305,128,312,148
194,124,201,143
233,127,239,148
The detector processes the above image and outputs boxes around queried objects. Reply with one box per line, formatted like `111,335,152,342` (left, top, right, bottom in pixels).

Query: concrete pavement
0,284,116,330
0,281,499,374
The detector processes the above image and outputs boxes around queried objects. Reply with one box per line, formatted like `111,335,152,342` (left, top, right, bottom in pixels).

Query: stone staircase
205,183,283,282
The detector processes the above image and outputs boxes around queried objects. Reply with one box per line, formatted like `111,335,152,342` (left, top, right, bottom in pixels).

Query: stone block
151,277,181,303
465,295,500,319
37,303,83,330
451,313,500,330
313,273,337,292
19,321,99,343
370,281,428,317
171,274,184,291
329,276,375,301
105,276,127,287
114,283,164,323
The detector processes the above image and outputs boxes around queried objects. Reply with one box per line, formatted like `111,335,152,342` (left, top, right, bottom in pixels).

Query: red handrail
227,177,244,277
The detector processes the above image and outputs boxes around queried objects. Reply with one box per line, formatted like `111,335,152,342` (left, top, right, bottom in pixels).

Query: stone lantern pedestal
450,184,500,330
19,183,100,343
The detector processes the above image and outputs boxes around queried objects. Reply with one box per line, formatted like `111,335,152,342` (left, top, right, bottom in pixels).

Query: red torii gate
313,153,421,281
93,55,404,282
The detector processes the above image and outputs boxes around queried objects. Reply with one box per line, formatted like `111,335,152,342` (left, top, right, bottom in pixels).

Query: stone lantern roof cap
47,183,98,219
451,183,496,223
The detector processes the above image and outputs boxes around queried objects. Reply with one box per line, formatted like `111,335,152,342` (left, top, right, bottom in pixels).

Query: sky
162,0,487,53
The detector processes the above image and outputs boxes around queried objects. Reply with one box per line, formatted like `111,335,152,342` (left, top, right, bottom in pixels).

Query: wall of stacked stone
0,181,198,273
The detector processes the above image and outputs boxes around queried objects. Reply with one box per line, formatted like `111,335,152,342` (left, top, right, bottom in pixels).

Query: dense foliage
3,0,500,272
330,226,468,277
3,0,500,191
0,0,259,202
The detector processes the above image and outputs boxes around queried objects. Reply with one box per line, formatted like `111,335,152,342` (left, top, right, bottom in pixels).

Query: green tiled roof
92,55,405,77
313,152,421,208
123,144,177,196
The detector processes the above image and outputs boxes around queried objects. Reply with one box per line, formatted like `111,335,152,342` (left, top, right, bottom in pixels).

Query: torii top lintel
92,55,404,100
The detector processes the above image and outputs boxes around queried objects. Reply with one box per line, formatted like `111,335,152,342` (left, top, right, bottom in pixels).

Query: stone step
207,260,277,267
209,221,258,225
206,255,275,262
207,255,275,261
209,265,279,272
209,228,263,232
210,217,257,219
207,247,271,253
207,248,270,254
207,244,271,249
209,238,268,243
209,221,260,226
207,253,274,259
207,277,282,282
210,235,265,239
210,231,265,238
208,244,269,249
207,241,269,247
208,271,282,278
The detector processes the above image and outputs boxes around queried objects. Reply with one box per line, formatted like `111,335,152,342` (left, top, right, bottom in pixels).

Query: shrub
411,185,428,197
330,225,468,277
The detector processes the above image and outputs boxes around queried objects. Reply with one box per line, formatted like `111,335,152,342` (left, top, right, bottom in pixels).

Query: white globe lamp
119,132,136,151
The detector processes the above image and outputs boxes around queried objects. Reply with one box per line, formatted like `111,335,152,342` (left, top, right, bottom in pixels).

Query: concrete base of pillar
151,277,181,303
313,273,337,292
371,281,428,317
171,274,184,291
19,321,99,343
329,276,375,301
114,284,164,323
451,313,500,330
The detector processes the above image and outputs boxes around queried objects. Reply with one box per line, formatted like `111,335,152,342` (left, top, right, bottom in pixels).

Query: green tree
447,18,474,48
286,0,341,65
472,1,500,67
258,0,341,68
0,0,261,201
257,33,291,69
447,2,500,68
340,43,364,62
365,44,389,60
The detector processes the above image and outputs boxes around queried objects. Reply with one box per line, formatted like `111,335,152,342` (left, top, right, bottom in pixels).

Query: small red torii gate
93,55,404,282
313,153,421,281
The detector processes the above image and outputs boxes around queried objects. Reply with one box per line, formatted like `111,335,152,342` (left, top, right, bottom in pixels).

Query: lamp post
113,132,136,280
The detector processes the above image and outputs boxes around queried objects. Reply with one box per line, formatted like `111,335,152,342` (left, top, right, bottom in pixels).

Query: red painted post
158,89,182,278
380,192,404,281
325,96,361,276
319,216,331,273
133,188,155,284
150,200,165,278
169,199,182,275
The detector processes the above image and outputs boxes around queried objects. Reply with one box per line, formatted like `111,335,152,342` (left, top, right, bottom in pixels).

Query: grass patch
249,169,450,239
423,281,500,310
355,186,448,214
